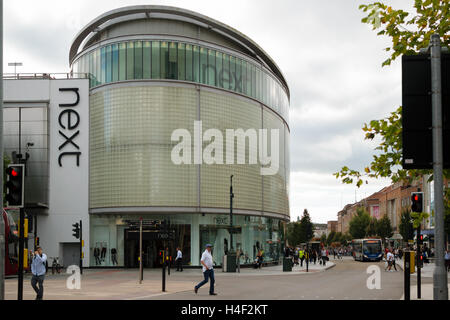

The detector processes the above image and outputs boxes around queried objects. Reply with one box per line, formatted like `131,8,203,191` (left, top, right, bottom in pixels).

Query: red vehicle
2,209,19,276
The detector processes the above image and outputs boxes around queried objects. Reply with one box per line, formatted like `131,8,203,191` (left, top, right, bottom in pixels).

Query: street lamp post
230,175,234,252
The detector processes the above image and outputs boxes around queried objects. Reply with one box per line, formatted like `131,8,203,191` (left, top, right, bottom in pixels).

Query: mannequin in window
101,242,107,261
93,245,101,265
111,248,118,266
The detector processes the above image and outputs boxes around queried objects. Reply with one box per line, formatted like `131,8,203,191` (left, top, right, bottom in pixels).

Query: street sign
402,53,450,169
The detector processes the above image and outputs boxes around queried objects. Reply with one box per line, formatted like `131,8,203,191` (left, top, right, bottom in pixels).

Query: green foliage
320,234,327,244
366,217,378,236
287,209,315,246
399,209,415,241
327,231,336,245
349,208,372,239
334,1,450,188
299,209,315,244
376,215,394,240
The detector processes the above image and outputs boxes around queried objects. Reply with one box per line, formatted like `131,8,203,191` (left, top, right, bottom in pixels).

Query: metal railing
3,72,89,80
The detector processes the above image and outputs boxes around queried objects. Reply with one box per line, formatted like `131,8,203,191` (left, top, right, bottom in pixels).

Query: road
6,257,442,300
152,257,405,300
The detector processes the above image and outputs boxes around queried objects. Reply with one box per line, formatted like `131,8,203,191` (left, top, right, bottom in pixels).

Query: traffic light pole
79,220,83,275
416,226,421,299
430,34,448,300
17,207,24,300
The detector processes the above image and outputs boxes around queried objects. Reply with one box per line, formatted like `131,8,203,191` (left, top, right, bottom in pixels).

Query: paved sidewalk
395,258,435,277
4,260,336,300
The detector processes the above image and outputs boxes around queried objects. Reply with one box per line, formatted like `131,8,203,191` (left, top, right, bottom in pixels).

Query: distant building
313,223,327,238
326,221,337,236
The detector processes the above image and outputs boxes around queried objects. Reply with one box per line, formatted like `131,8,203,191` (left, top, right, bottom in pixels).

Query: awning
387,233,403,240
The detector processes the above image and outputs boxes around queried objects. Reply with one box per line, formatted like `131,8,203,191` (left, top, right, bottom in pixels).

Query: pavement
394,258,450,300
4,260,335,300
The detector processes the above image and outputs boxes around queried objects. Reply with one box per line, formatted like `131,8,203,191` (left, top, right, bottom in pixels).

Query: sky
3,0,414,223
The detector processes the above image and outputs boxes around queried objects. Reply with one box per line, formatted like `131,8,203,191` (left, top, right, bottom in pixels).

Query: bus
2,209,19,276
351,238,383,262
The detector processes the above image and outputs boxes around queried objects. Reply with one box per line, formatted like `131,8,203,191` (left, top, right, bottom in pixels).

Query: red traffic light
419,235,423,241
11,169,18,177
414,195,418,201
420,255,423,260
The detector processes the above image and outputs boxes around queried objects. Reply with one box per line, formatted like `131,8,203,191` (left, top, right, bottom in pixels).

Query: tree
349,208,371,239
377,215,394,241
399,209,415,242
327,231,336,246
287,222,301,246
366,217,378,237
334,1,450,188
298,209,314,244
320,234,327,245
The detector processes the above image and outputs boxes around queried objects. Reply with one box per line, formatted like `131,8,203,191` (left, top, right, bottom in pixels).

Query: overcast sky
3,0,413,223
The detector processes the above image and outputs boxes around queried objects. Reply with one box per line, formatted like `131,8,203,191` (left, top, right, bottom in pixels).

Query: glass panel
251,64,256,98
143,41,151,79
199,47,207,84
112,44,119,82
96,48,101,85
193,45,200,83
89,52,94,87
216,51,223,88
185,44,193,81
241,60,247,95
106,45,112,83
248,62,253,97
100,46,106,84
134,41,143,80
235,58,242,93
207,49,216,86
126,42,134,80
221,53,231,90
151,41,160,79
177,43,185,81
161,41,169,79
168,42,177,80
230,55,236,91
119,43,126,81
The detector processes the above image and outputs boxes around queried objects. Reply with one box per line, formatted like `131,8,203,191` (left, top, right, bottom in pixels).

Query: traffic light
5,164,25,208
159,250,165,264
418,234,424,244
418,254,424,268
72,222,80,239
411,192,424,213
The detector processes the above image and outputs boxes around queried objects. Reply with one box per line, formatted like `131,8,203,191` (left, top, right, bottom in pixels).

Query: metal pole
139,217,143,284
416,226,421,299
79,220,83,275
230,175,234,252
404,251,410,300
17,208,24,300
0,0,4,301
430,33,448,300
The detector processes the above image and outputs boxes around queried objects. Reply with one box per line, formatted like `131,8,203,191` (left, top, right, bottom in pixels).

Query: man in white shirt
176,247,183,272
385,249,394,272
194,244,217,295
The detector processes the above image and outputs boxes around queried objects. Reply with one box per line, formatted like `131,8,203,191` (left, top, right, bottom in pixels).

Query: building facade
67,6,290,267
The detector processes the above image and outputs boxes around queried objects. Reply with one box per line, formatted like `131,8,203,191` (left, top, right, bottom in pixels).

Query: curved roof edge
69,5,290,98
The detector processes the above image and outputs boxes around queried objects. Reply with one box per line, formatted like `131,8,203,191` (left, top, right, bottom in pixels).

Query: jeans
195,269,215,294
31,275,45,300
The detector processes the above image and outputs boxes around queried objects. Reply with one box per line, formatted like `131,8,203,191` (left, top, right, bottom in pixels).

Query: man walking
321,248,327,266
31,246,47,300
194,244,217,296
176,247,183,272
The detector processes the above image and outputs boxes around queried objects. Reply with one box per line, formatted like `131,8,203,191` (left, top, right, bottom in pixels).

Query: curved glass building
70,5,290,267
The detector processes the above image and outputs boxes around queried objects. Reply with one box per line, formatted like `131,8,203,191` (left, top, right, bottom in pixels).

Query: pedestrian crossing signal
411,192,423,213
5,164,25,208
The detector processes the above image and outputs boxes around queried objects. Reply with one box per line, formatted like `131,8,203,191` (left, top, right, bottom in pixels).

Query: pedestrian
312,250,317,264
333,248,336,260
385,249,394,272
31,246,47,300
175,247,183,271
194,244,217,296
321,248,327,266
299,248,304,267
392,249,398,271
445,249,450,272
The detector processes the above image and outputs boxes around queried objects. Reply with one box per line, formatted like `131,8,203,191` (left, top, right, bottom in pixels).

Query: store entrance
124,229,168,268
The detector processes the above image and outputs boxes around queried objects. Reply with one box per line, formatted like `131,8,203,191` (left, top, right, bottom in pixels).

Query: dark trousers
31,275,45,300
300,257,304,267
322,256,327,266
176,258,183,271
195,269,215,294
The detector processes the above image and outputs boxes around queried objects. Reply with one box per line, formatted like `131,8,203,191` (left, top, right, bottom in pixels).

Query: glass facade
73,40,289,123
90,86,289,215
90,213,284,267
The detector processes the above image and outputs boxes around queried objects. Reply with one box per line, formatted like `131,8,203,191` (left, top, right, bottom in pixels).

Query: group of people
285,246,343,267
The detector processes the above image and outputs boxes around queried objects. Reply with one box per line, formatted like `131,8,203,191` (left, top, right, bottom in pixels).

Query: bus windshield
363,241,381,254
